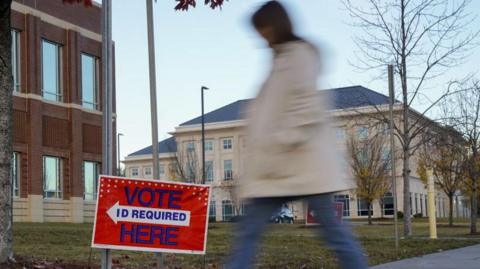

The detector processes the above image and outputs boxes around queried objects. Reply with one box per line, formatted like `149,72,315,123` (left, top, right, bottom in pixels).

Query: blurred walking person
225,1,369,269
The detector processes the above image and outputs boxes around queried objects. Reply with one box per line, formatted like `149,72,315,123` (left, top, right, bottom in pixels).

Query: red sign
91,176,211,254
306,202,344,225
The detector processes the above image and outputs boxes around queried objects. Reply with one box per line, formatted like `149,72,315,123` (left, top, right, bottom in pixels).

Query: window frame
83,161,99,201
334,194,350,217
186,141,195,153
41,39,62,102
382,192,395,216
81,53,99,110
12,152,20,198
144,166,153,177
205,160,214,182
223,159,233,180
159,164,166,177
43,156,63,199
356,126,369,140
356,198,373,217
222,200,234,221
204,139,214,152
131,167,139,177
11,29,21,92
209,200,216,218
222,138,233,150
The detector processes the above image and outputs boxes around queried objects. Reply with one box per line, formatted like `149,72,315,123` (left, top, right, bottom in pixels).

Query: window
131,167,139,177
41,40,62,101
420,194,424,215
144,166,152,177
335,128,346,141
222,200,234,221
334,194,350,216
12,152,20,198
209,200,216,218
205,161,214,182
81,53,98,109
415,193,419,214
382,192,394,216
357,148,368,166
378,122,389,134
186,162,196,182
382,148,392,169
356,126,368,140
43,156,62,199
205,139,214,152
224,160,233,180
357,198,373,216
83,161,99,200
159,165,165,177
11,30,21,92
223,138,233,150
186,141,195,152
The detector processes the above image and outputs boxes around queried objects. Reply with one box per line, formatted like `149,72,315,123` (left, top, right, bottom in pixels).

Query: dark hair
251,1,301,45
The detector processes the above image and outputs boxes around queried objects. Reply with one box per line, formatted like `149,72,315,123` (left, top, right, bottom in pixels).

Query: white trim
123,153,175,162
173,120,246,134
11,2,102,42
13,92,111,116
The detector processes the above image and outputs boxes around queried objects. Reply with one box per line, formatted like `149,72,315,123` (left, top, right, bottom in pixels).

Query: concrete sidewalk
372,244,480,269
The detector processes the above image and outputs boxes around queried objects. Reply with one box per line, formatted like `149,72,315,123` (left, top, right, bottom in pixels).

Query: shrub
397,211,404,219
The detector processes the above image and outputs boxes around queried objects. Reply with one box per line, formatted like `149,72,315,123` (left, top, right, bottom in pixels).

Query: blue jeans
225,194,369,269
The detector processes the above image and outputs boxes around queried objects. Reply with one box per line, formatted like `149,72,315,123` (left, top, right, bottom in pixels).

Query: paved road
372,244,480,269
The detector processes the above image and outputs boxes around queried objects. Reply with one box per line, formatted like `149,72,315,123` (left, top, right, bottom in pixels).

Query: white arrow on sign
107,202,191,227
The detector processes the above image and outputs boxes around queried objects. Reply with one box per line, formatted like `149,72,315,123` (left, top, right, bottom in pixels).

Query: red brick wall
11,0,116,200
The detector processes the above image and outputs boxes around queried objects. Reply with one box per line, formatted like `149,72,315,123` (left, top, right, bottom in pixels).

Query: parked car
270,204,295,224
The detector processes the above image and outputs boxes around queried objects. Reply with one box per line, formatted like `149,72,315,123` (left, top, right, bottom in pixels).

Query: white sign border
91,175,211,255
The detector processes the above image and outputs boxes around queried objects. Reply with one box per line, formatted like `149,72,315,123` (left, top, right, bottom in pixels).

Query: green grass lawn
11,219,480,269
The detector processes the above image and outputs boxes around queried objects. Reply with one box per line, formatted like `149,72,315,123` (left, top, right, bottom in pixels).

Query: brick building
10,0,116,223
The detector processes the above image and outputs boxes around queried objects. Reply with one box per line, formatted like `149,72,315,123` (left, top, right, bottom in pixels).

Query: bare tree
417,131,466,226
440,79,480,233
343,0,479,235
167,139,214,185
347,132,391,225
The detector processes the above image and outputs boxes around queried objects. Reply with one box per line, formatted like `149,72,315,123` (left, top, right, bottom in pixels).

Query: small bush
397,211,404,219
413,213,423,218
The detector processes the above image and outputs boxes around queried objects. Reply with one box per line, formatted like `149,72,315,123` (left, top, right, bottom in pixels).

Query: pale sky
108,0,480,160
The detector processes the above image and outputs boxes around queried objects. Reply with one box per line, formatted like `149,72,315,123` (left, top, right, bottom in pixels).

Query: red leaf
175,0,196,11
176,0,227,11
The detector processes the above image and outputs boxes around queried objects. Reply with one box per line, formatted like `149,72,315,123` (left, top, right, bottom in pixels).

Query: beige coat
239,41,354,199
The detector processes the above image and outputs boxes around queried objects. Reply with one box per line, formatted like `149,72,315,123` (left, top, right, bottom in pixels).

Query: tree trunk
448,194,454,227
400,0,412,237
0,0,14,263
367,201,372,225
471,179,478,234
470,149,478,234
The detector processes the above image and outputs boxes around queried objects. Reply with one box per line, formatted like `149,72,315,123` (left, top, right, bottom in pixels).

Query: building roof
128,86,390,157
128,136,177,157
179,85,390,126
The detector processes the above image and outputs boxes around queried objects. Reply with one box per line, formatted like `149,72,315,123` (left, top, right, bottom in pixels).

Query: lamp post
117,133,124,176
101,0,113,268
201,86,209,184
